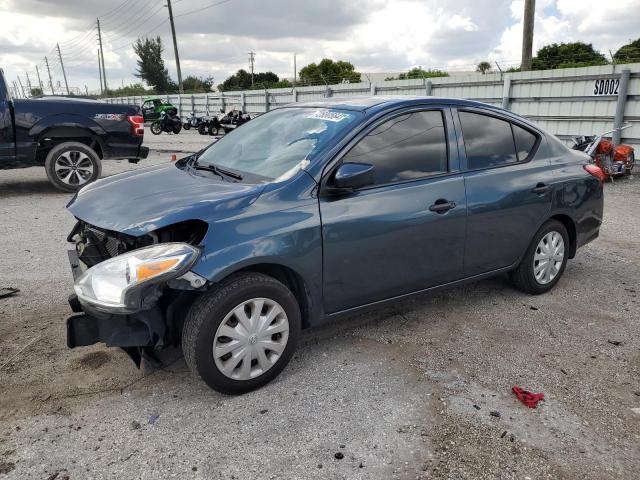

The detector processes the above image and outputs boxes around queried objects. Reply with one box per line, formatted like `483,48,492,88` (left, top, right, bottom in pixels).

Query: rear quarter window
459,111,517,169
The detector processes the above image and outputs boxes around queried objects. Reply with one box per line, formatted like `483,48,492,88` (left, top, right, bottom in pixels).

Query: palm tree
476,61,492,74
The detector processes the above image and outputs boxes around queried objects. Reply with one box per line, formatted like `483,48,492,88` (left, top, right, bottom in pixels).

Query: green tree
30,87,43,96
614,38,640,64
182,75,215,92
105,83,151,97
476,61,492,74
298,59,361,85
133,36,174,93
219,69,289,91
532,42,608,70
385,67,448,81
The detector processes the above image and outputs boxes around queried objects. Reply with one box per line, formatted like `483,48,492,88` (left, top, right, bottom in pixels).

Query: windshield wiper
193,163,243,181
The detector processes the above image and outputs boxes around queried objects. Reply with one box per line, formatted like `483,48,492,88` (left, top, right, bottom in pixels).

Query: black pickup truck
0,69,148,192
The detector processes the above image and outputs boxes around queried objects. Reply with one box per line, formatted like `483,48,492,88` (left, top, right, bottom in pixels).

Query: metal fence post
324,86,332,98
613,69,631,145
241,92,246,111
425,80,432,96
265,90,270,112
191,94,194,114
293,88,298,102
370,83,377,95
205,95,209,114
501,76,512,110
221,93,226,113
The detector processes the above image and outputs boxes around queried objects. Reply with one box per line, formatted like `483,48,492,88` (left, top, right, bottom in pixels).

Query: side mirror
331,162,375,190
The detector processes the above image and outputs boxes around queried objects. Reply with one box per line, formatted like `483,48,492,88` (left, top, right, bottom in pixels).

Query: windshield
197,107,358,181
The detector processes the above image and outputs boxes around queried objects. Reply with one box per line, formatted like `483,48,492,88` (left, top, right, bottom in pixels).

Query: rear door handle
429,200,456,213
532,183,550,194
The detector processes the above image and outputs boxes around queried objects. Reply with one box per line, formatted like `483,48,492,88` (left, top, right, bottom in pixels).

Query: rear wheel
197,123,208,135
172,123,182,134
150,121,162,135
182,272,300,394
510,220,569,294
183,123,191,130
44,142,102,192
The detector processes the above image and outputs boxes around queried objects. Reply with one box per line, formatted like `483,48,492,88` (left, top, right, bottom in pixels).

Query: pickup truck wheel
182,272,301,394
44,142,102,192
510,220,569,294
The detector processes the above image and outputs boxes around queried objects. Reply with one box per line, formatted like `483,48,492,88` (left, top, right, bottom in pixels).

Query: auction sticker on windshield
306,110,350,122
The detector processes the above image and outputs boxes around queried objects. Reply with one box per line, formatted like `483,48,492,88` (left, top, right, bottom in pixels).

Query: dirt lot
1,130,639,479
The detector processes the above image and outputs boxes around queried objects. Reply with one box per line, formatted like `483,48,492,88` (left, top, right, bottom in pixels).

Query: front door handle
429,199,456,214
532,183,550,194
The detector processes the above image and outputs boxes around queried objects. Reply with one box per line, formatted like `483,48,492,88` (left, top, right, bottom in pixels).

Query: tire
209,125,218,136
183,123,191,130
44,141,102,193
182,272,301,394
510,220,569,294
150,121,162,135
197,124,208,135
172,123,182,134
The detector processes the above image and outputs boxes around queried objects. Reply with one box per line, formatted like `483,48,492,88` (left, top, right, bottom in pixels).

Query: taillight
127,115,144,137
584,164,606,183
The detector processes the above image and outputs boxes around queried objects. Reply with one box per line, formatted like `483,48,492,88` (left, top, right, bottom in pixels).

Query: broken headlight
74,243,200,313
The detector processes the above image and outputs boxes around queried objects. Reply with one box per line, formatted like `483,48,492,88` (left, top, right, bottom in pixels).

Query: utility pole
44,56,54,95
98,49,104,94
35,65,44,90
56,43,70,95
248,51,255,86
521,0,535,71
17,77,26,97
25,72,32,96
97,18,108,93
293,53,297,87
166,0,183,93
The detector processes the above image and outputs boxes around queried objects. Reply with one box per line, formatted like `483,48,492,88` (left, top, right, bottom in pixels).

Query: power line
174,0,234,18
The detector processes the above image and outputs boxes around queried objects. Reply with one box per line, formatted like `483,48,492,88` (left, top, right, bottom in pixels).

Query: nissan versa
65,97,603,394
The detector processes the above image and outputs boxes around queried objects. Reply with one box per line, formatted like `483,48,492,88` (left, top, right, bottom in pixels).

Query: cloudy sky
1,0,639,94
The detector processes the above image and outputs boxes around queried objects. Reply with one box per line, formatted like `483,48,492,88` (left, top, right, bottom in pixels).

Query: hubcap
533,231,565,285
54,151,94,186
213,298,289,381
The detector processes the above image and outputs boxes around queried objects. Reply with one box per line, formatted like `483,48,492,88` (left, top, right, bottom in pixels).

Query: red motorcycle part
512,386,545,408
614,144,634,162
597,138,613,155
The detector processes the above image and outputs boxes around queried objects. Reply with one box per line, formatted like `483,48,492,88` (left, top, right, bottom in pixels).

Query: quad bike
197,113,223,136
219,109,251,133
150,111,182,135
182,112,203,130
572,124,635,179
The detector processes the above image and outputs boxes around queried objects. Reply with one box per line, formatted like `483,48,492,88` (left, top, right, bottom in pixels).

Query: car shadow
0,177,71,197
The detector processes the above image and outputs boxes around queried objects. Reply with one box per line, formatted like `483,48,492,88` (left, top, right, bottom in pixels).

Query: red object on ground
512,386,545,408
170,154,177,161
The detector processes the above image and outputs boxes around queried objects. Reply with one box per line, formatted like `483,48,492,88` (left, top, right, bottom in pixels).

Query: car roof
290,96,502,112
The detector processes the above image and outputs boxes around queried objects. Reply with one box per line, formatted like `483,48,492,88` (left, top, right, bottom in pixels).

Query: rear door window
459,111,517,169
512,124,538,161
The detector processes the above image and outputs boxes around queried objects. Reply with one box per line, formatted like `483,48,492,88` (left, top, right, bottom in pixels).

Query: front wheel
150,121,162,135
172,123,182,134
197,124,208,135
44,142,102,192
182,273,301,394
510,220,569,294
183,123,191,130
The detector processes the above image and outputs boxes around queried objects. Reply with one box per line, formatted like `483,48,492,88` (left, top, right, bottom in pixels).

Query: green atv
141,97,178,121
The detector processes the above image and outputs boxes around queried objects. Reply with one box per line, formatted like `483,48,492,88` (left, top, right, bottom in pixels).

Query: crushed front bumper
66,249,166,367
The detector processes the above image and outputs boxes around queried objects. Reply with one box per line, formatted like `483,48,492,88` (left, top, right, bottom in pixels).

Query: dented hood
67,162,265,236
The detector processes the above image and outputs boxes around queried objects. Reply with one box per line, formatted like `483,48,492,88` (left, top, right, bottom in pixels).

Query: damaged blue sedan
65,97,603,394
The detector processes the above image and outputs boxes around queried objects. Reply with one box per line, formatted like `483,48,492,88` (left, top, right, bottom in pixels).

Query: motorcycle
150,111,182,135
572,124,635,179
182,112,202,130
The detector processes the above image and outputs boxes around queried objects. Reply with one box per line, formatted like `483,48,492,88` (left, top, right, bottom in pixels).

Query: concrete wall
106,63,640,146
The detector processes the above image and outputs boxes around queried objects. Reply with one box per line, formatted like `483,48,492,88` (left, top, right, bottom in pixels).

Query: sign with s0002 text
593,78,620,96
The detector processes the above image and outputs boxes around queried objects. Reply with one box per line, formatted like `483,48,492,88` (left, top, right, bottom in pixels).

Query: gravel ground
1,129,639,479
